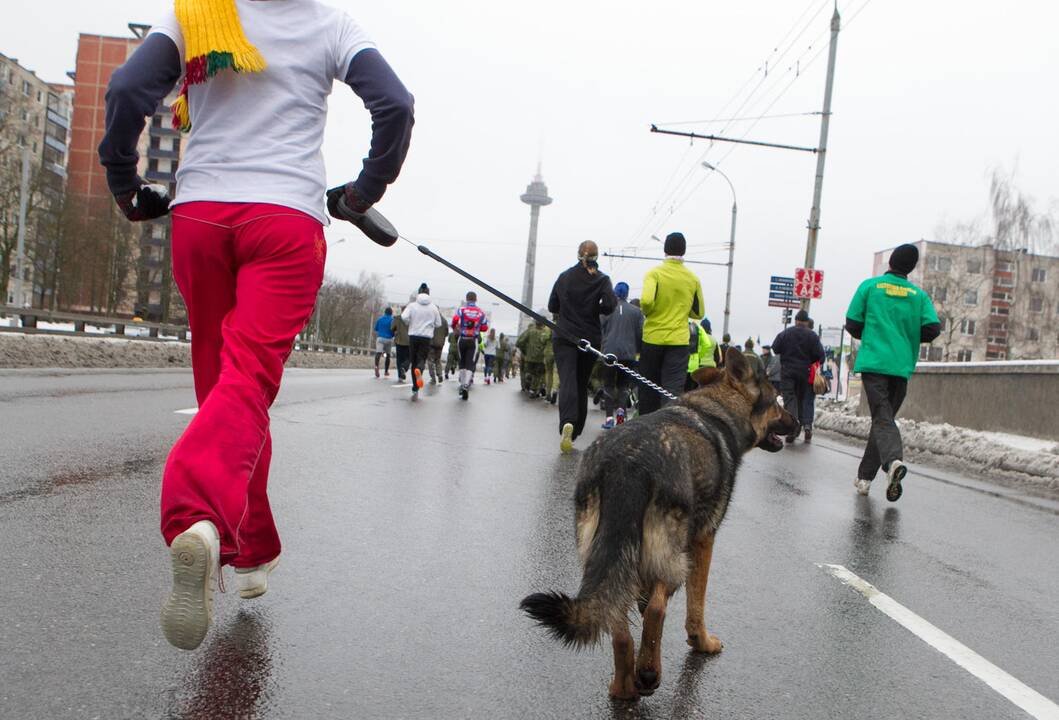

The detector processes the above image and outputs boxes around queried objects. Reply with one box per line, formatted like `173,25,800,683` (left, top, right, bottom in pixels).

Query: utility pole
703,162,738,337
13,146,31,308
801,4,841,314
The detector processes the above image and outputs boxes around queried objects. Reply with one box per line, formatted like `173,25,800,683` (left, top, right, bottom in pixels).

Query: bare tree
310,271,386,346
989,166,1057,255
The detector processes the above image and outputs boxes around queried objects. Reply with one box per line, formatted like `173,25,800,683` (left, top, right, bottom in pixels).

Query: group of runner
372,290,514,400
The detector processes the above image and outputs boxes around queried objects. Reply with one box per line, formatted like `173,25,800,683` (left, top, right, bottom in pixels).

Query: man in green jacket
846,244,940,502
639,232,706,414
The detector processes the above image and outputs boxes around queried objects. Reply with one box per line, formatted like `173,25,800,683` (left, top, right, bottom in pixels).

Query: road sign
768,299,801,309
769,291,797,300
770,275,795,286
794,268,824,299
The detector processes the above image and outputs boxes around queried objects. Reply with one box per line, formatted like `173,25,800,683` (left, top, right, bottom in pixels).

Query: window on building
1031,268,1047,282
960,319,976,336
928,346,943,362
148,158,159,172
927,256,953,272
22,79,31,96
36,89,42,103
150,136,161,149
1027,327,1040,342
964,289,978,305
1030,297,1044,313
956,350,973,362
931,286,948,302
997,260,1014,273
966,258,982,274
996,274,1014,288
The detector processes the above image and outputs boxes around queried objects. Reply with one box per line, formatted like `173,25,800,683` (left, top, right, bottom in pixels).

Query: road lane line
390,384,413,389
818,563,1059,720
174,408,198,415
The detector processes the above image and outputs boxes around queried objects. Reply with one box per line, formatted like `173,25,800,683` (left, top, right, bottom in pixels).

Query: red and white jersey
452,304,489,338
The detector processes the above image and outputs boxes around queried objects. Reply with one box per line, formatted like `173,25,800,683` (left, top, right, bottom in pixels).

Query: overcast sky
3,0,1058,338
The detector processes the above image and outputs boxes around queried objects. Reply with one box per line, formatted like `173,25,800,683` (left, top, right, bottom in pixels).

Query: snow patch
815,404,1059,486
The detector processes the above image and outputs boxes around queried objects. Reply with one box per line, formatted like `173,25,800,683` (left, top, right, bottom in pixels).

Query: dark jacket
601,299,644,360
548,264,617,347
771,325,825,372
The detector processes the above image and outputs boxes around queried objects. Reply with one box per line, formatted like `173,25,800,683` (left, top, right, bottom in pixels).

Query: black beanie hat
418,282,430,294
889,244,919,275
795,309,810,322
664,232,686,256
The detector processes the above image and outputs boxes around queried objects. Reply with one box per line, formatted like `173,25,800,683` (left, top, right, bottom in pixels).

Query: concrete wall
857,361,1059,441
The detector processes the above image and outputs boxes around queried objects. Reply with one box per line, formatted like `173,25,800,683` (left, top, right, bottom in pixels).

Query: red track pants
163,202,325,567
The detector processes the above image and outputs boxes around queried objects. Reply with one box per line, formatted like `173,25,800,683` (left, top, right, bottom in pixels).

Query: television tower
519,164,553,333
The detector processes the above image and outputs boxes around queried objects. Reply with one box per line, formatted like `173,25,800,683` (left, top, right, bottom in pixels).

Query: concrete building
0,52,73,307
872,240,1058,362
67,24,184,321
518,165,552,335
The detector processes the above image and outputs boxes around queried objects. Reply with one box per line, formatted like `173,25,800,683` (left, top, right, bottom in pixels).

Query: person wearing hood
845,243,940,501
401,283,443,396
599,281,643,428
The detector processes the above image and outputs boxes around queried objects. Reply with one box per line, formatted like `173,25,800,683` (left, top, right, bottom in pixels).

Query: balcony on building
46,109,70,130
44,133,66,154
147,146,180,160
145,169,176,183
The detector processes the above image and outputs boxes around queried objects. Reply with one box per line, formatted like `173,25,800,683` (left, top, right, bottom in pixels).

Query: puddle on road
0,454,162,505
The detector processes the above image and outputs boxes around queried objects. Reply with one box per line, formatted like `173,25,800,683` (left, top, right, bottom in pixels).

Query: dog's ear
724,347,752,384
690,366,723,387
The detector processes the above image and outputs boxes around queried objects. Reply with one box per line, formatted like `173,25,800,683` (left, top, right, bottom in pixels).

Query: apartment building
0,52,73,307
872,241,1058,361
68,24,184,321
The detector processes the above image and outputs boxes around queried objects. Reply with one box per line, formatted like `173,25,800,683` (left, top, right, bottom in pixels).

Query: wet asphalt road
1,368,1057,720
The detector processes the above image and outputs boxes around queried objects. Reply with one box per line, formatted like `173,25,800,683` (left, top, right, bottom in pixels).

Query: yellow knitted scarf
170,0,267,131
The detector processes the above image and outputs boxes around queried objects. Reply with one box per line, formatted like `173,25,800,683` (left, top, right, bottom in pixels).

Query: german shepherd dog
521,348,797,700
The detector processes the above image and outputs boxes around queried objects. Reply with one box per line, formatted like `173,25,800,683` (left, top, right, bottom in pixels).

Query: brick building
0,52,73,307
67,24,184,320
872,241,1059,362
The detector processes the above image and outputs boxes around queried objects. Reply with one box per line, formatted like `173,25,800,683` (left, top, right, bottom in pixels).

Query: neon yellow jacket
688,325,719,372
641,259,706,346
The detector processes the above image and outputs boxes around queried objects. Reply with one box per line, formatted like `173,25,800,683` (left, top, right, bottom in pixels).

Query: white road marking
818,563,1059,720
174,408,198,415
391,384,413,389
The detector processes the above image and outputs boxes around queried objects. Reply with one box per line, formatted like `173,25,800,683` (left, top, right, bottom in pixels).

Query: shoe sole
886,464,907,502
414,370,423,389
237,557,280,600
161,533,212,650
560,424,574,453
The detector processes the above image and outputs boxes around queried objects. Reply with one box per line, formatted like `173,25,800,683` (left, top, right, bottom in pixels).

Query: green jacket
846,273,939,379
641,259,706,346
391,315,410,345
517,325,551,363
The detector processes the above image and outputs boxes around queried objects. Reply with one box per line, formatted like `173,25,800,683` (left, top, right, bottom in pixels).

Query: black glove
114,178,171,222
326,183,399,247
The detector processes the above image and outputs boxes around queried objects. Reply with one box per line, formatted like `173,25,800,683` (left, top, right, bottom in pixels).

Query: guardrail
0,305,374,356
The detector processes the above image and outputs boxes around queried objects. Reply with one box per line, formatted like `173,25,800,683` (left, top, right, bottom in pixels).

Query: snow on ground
0,334,372,370
814,401,1059,487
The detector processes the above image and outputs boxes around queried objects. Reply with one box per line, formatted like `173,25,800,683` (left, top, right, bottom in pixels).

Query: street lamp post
702,162,737,337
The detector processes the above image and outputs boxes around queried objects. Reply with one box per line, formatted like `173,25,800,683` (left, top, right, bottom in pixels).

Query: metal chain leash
397,233,680,403
576,340,679,402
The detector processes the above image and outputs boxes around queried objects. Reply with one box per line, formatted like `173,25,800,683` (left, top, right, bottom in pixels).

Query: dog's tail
520,464,651,649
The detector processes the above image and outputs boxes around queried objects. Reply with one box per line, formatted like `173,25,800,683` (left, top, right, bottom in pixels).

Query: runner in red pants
98,0,413,650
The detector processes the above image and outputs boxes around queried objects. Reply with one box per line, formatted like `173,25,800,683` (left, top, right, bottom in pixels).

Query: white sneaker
161,520,220,651
234,556,281,599
560,422,575,454
854,478,871,496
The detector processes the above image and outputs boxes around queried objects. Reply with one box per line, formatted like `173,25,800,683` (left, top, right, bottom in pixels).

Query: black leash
397,234,679,402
